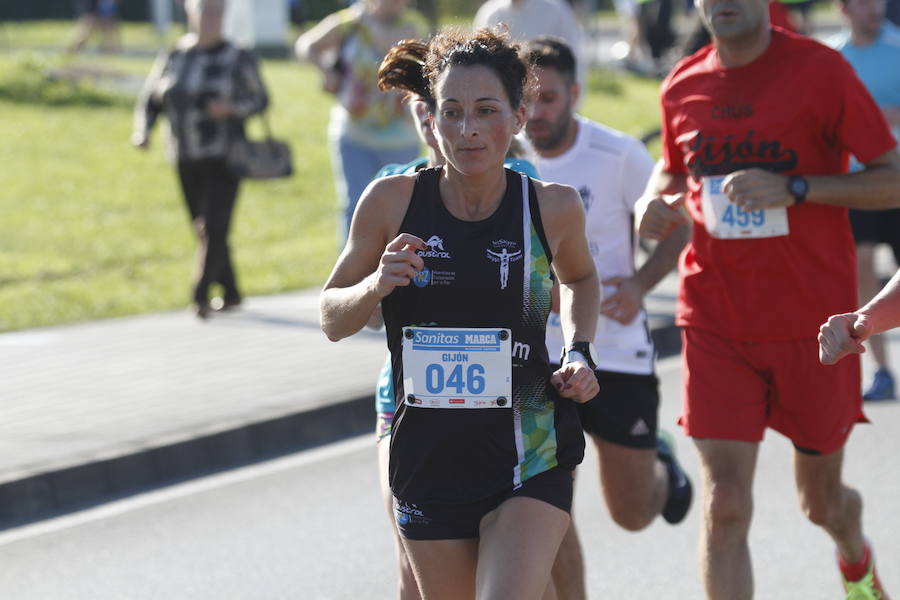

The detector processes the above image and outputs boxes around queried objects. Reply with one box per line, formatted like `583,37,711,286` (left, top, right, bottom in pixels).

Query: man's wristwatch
787,175,808,205
561,341,599,370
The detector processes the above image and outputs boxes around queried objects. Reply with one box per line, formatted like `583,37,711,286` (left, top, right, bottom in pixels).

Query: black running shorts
578,369,660,449
394,467,574,541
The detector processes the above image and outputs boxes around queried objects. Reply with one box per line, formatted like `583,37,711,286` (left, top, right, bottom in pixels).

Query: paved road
2,345,898,599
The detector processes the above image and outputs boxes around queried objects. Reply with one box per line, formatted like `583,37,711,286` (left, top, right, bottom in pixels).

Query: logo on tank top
412,266,431,288
486,239,523,290
417,235,452,259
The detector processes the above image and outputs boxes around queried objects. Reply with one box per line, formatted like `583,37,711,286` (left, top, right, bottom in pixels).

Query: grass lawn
0,21,662,332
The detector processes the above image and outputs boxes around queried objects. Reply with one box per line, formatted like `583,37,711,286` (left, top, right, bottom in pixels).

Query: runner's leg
378,438,422,600
401,538,478,600
694,439,759,600
477,496,570,600
551,515,586,600
595,437,667,530
793,448,866,564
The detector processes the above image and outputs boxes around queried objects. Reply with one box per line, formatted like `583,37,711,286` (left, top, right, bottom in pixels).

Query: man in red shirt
637,0,900,596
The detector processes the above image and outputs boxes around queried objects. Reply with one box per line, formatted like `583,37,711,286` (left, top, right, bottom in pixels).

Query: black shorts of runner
578,369,660,450
849,208,900,262
394,466,574,541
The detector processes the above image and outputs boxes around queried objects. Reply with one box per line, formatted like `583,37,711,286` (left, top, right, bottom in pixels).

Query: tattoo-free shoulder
355,173,418,237
531,179,584,255
532,179,582,218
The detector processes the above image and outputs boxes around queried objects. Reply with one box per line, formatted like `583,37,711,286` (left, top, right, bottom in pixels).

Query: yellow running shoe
841,547,890,600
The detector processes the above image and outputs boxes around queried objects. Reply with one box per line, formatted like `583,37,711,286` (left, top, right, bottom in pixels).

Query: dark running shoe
863,368,895,402
657,430,693,525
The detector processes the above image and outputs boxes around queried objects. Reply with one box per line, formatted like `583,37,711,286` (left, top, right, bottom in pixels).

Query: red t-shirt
661,28,896,341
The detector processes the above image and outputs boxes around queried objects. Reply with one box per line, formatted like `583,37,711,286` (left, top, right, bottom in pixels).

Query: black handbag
227,112,293,179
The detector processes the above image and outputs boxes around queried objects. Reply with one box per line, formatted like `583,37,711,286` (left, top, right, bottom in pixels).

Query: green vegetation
0,22,661,332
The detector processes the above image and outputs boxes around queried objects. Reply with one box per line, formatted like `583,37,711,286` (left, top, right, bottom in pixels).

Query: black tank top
382,167,585,504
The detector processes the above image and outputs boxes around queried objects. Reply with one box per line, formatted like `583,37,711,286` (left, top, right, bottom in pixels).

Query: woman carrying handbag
132,0,269,319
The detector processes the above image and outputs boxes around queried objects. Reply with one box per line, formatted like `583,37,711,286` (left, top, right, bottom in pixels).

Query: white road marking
0,434,372,547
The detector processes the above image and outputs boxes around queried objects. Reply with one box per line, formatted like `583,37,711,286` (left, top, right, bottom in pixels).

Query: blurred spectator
634,0,675,73
609,0,646,71
833,0,900,399
295,0,427,248
473,0,586,87
67,0,122,53
132,0,270,319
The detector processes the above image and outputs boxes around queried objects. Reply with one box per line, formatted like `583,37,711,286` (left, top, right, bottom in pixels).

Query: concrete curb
0,396,372,530
0,322,681,531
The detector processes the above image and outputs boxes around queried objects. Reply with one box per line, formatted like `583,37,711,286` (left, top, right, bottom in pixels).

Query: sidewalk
0,275,680,530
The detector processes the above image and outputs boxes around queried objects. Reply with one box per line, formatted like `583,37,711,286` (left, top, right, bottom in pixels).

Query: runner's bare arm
819,269,900,365
723,148,900,211
294,4,361,65
602,218,689,325
294,5,363,93
538,182,600,403
320,176,421,341
635,160,690,241
859,268,900,334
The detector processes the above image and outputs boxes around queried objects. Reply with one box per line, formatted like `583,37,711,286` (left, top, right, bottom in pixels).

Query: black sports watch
561,341,599,370
787,175,808,204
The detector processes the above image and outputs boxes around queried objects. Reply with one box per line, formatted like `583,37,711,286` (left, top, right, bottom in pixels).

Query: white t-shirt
534,116,656,374
473,0,585,86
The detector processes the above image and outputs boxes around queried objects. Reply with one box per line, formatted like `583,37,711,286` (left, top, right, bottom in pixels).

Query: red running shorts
679,327,867,454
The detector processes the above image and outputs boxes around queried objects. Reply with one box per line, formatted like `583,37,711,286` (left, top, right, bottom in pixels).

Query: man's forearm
634,222,689,294
809,157,900,210
859,269,900,335
559,272,601,345
635,161,689,222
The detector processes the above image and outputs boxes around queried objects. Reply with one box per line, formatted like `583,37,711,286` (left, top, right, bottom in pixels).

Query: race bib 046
701,176,789,239
402,327,512,409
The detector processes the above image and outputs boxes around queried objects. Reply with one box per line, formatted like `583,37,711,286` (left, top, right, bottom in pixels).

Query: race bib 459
701,176,789,239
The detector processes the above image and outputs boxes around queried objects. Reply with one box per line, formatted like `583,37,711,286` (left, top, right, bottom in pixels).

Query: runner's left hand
601,276,642,325
722,169,795,210
551,362,599,403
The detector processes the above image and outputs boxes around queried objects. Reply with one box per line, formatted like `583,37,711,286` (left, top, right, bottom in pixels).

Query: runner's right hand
818,312,871,365
372,233,426,298
637,194,689,240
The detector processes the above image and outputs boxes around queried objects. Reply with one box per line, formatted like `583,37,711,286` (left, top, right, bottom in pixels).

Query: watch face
790,177,808,198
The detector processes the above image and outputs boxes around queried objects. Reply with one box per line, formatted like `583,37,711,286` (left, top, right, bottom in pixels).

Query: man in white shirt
523,37,693,599
474,0,586,87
